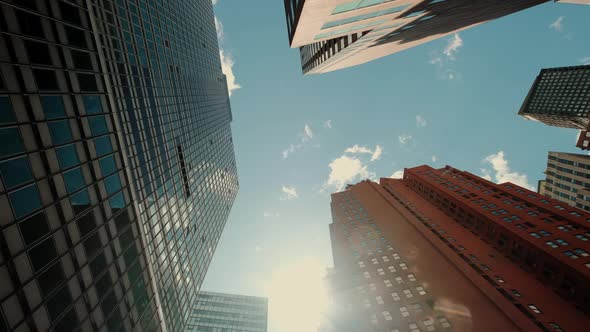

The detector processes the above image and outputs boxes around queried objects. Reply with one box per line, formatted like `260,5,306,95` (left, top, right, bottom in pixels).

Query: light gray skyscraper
186,291,268,332
0,0,238,331
541,151,590,212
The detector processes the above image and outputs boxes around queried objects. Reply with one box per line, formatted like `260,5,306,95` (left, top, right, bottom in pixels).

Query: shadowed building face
283,0,549,74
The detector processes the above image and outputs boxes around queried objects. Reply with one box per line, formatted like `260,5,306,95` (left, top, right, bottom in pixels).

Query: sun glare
264,257,329,332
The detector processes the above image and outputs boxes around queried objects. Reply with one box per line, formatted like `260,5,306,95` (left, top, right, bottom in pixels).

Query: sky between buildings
203,1,590,331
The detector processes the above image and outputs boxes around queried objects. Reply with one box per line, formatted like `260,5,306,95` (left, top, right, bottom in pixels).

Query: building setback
519,65,590,130
186,291,268,332
325,165,590,332
541,152,590,212
283,0,549,74
0,1,238,331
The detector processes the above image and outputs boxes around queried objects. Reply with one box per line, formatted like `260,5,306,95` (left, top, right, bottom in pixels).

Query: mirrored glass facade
186,291,268,332
0,1,238,331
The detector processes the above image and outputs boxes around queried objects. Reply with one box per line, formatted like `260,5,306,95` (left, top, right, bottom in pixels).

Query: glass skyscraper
186,291,268,332
0,1,238,331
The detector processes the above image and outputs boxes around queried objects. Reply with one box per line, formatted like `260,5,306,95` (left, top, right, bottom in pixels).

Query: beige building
283,0,549,74
541,151,590,212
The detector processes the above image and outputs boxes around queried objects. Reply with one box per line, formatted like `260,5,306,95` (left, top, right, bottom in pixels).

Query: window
399,263,408,270
528,304,542,314
0,156,33,189
377,268,385,275
363,271,371,279
511,289,522,297
78,73,98,92
388,265,396,272
416,286,427,295
34,69,59,91
403,289,414,298
41,96,66,119
25,40,51,65
322,4,410,29
16,10,44,37
407,273,416,282
56,144,80,170
76,211,97,238
65,26,87,48
59,1,82,26
438,316,452,328
63,167,85,193
382,310,392,321
37,262,65,297
555,238,568,246
376,296,384,304
48,120,73,145
71,50,93,70
104,173,122,195
384,279,393,287
400,306,410,317
71,189,91,214
0,127,25,157
0,96,16,124
574,248,589,257
19,211,50,245
83,95,103,114
94,136,113,156
88,116,109,136
423,318,435,331
395,276,403,284
9,184,42,218
546,241,558,249
391,292,400,301
28,238,57,271
357,261,365,268
409,322,420,332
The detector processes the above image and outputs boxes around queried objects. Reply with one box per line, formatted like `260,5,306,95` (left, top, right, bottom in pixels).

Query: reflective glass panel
94,136,113,156
0,96,16,124
88,116,108,136
9,184,42,218
56,144,80,169
41,96,66,119
83,95,103,114
104,173,122,195
99,155,117,177
19,211,50,245
0,127,24,157
0,156,33,189
48,120,73,145
63,167,85,193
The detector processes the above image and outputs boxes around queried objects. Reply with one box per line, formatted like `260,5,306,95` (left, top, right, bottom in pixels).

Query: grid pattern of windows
186,291,268,332
541,151,590,213
519,65,590,129
0,1,237,332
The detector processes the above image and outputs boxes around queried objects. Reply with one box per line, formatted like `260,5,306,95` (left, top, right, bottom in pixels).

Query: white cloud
432,155,438,162
280,185,298,200
282,143,302,159
303,124,314,141
443,33,463,59
371,145,383,162
215,16,240,97
481,151,534,190
390,170,404,179
398,134,413,145
212,0,219,4
549,16,564,32
323,120,333,129
326,155,375,191
580,57,590,65
263,211,280,218
344,144,383,161
416,115,427,128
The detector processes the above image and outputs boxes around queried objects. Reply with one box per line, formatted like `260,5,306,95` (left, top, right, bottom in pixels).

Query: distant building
326,165,590,332
557,0,590,4
519,65,590,129
541,152,590,212
186,291,268,332
577,130,590,150
283,0,548,74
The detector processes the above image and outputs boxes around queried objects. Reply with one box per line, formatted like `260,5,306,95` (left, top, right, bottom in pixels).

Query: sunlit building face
325,165,590,332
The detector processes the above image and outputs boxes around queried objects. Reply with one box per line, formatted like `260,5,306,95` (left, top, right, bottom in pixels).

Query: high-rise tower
0,1,238,331
519,65,590,129
283,0,548,74
326,165,590,331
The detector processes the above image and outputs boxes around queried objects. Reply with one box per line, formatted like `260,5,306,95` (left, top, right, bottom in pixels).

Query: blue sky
204,1,590,331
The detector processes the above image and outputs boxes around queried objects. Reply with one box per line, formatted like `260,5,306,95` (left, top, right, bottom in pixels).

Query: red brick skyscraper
325,165,590,332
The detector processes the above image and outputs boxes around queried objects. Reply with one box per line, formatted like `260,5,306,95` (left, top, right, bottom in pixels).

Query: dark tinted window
88,116,108,136
34,69,59,91
59,2,82,26
65,26,87,48
37,262,65,298
48,120,73,145
0,127,24,157
95,273,112,299
77,73,98,91
19,211,50,245
70,189,90,215
109,191,125,210
9,184,42,219
54,309,78,332
95,136,113,156
0,156,33,189
29,238,57,271
99,155,117,177
104,174,122,195
47,286,72,321
114,210,131,232
0,96,16,124
0,72,5,90
56,144,79,169
71,50,92,70
16,11,44,38
41,96,66,119
89,252,106,276
25,40,51,65
76,211,96,238
84,233,102,257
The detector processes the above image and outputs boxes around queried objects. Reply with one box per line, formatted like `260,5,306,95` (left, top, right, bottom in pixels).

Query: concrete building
283,0,549,74
541,152,590,212
519,65,590,129
186,291,268,332
557,0,590,5
325,165,590,331
0,1,238,331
